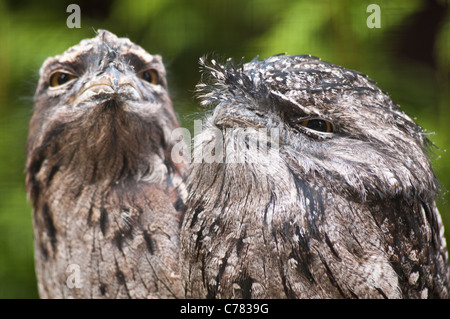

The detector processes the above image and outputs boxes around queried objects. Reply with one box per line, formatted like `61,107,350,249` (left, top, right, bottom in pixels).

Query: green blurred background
0,0,448,298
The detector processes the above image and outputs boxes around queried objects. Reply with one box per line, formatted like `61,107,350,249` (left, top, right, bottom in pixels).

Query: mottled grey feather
26,30,187,298
181,55,449,299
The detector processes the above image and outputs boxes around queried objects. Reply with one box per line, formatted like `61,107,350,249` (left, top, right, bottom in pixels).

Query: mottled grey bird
181,55,449,299
26,30,187,298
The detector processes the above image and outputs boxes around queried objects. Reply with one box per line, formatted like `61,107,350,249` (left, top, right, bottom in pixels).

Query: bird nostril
106,49,117,61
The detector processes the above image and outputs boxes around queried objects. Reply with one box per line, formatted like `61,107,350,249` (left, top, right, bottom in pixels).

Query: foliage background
0,0,448,298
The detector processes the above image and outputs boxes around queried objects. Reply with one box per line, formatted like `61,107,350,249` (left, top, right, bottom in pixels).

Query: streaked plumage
181,55,449,298
26,30,187,298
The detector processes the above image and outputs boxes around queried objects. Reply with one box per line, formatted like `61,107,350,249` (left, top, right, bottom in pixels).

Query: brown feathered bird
26,30,187,298
181,55,449,299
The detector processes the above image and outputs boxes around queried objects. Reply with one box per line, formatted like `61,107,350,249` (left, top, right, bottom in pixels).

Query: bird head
194,55,438,203
27,30,181,186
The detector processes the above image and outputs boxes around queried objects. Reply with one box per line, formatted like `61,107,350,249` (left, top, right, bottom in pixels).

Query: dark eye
139,69,158,84
49,71,76,87
300,119,333,133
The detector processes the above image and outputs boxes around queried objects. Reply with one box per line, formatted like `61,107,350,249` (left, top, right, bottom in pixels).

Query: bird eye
300,119,333,133
49,72,76,87
139,69,158,84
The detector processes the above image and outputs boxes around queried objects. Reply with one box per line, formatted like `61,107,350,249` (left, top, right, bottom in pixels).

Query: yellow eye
138,69,158,85
49,72,76,87
300,119,333,133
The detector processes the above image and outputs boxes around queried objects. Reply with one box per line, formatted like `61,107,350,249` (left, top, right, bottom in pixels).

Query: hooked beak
72,64,141,106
